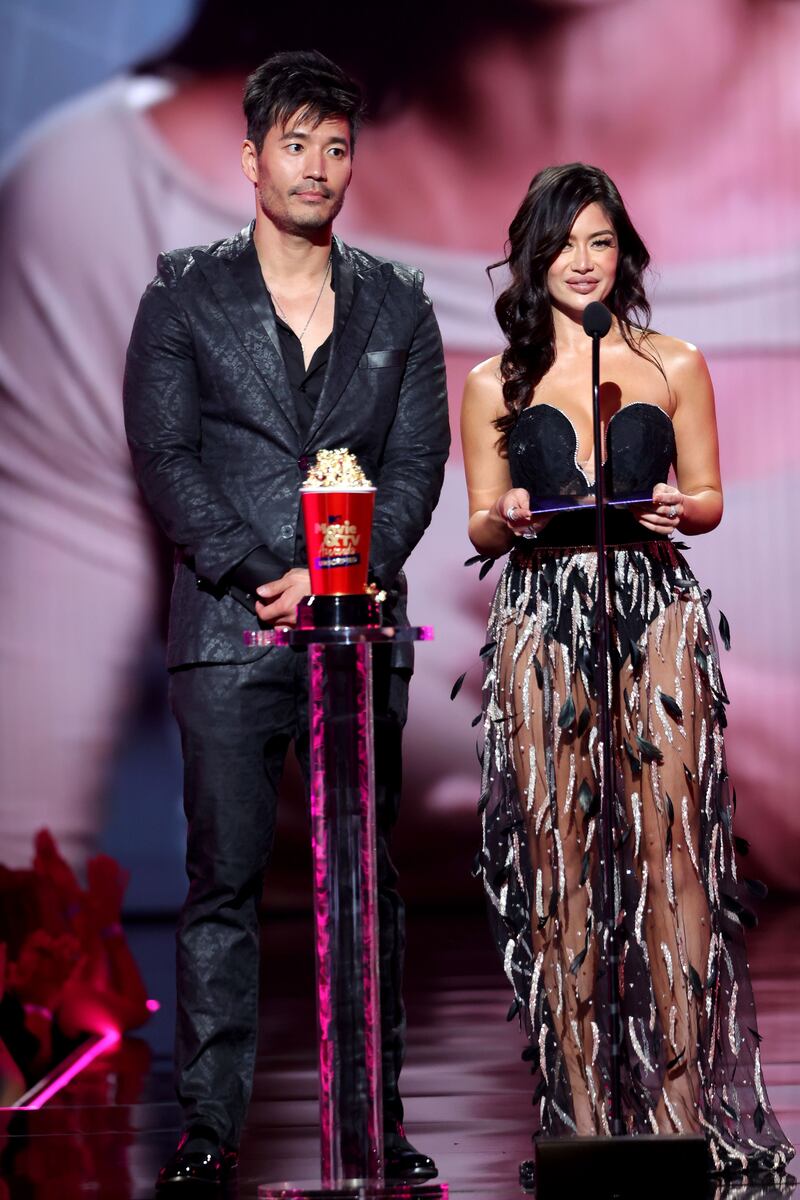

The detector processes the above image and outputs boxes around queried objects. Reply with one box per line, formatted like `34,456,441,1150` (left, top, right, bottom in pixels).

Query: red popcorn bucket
301,487,376,595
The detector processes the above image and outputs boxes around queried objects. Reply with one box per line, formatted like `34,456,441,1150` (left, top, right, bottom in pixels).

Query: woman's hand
633,482,684,534
492,488,550,538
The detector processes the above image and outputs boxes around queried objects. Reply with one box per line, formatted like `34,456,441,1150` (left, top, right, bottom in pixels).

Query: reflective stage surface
1,905,797,1198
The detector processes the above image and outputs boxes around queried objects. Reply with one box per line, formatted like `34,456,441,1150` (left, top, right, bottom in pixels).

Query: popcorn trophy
245,451,444,1200
297,447,380,630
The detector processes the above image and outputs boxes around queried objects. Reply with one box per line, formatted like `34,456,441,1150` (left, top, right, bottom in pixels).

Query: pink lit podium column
244,621,446,1200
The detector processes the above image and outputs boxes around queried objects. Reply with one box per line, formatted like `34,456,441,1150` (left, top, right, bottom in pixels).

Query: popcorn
304,447,372,489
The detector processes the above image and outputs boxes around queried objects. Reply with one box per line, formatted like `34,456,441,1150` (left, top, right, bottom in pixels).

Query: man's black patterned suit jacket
123,225,450,670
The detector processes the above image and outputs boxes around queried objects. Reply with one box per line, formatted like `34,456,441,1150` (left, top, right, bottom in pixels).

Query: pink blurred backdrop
0,0,797,901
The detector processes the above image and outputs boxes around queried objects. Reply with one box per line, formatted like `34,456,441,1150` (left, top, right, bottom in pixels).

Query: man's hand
255,568,311,626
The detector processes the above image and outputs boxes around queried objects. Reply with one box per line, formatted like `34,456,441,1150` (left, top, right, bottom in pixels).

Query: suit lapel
193,230,298,441
305,237,391,447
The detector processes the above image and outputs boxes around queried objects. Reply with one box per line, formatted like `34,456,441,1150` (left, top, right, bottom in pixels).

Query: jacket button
280,524,293,539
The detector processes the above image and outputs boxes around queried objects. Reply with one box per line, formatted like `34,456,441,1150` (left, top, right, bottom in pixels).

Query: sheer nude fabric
479,540,793,1177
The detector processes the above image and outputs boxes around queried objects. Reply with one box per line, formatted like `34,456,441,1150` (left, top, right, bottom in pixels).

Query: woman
461,163,794,1183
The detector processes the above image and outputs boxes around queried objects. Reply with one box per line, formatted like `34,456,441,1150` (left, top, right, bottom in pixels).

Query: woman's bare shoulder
463,354,505,415
643,331,709,381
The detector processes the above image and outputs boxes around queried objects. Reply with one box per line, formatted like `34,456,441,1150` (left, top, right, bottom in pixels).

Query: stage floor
1,904,797,1198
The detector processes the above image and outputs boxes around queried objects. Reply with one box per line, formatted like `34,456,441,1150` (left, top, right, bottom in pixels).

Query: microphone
582,301,612,338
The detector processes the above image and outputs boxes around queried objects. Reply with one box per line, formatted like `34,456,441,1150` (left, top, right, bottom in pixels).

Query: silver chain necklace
267,254,332,342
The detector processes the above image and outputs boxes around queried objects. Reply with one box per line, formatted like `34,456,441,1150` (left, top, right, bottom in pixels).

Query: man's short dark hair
244,50,365,153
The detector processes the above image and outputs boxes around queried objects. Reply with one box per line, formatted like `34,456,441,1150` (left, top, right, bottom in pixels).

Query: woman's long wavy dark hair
491,163,657,453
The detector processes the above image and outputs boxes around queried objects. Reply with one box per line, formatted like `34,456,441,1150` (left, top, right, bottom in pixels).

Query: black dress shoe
384,1121,438,1182
519,1158,536,1192
156,1127,238,1190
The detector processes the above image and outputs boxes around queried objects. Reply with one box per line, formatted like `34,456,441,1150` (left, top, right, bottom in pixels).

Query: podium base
297,593,381,629
533,1134,708,1198
258,1182,447,1199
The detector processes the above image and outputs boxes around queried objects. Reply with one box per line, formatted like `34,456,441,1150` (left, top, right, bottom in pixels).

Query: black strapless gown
479,403,794,1177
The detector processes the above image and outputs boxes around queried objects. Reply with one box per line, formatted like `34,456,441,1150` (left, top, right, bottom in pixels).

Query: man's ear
241,140,259,185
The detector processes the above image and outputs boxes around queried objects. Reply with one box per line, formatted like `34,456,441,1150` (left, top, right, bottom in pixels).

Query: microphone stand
532,302,707,1198
587,307,624,1137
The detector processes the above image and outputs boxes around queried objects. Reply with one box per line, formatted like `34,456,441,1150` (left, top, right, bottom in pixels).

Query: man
123,50,449,1189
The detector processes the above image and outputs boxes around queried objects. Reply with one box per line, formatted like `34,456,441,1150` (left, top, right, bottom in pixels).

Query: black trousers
168,645,409,1149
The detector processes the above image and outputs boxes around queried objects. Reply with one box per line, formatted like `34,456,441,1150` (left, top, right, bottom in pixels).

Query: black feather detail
732,786,737,813
532,1076,547,1103
720,1100,738,1122
533,656,544,689
722,893,757,929
734,836,750,856
623,687,631,713
683,763,694,787
580,850,591,886
665,792,675,825
450,671,467,701
464,553,484,566
479,639,497,659
636,734,664,764
660,693,683,722
476,741,484,768
747,1026,763,1045
471,712,482,728
718,610,731,651
578,780,595,816
688,965,703,998
673,576,695,591
478,557,496,580
493,863,509,890
754,1102,765,1133
548,890,559,918
694,644,708,676
629,638,643,673
623,739,642,775
558,695,576,730
577,705,591,738
569,944,588,976
477,790,490,814
744,877,768,899
521,1045,538,1063
470,852,482,878
577,642,594,680
672,541,690,550
506,996,522,1021
665,1049,685,1071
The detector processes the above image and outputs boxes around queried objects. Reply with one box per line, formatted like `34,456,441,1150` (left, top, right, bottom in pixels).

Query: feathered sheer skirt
479,539,793,1177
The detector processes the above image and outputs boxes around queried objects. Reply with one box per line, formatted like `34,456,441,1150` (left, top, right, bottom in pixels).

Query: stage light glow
14,1030,121,1110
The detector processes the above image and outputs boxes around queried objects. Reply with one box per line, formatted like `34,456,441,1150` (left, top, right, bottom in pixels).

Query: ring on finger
668,504,678,518
506,504,519,523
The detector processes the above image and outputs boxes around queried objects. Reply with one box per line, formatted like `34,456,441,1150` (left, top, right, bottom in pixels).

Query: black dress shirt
272,302,332,444
230,262,335,601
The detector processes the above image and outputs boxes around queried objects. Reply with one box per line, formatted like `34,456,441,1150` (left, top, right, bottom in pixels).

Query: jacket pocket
358,349,408,369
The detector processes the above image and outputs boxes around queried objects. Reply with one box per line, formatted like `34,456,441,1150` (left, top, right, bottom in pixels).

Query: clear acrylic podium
243,621,447,1200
